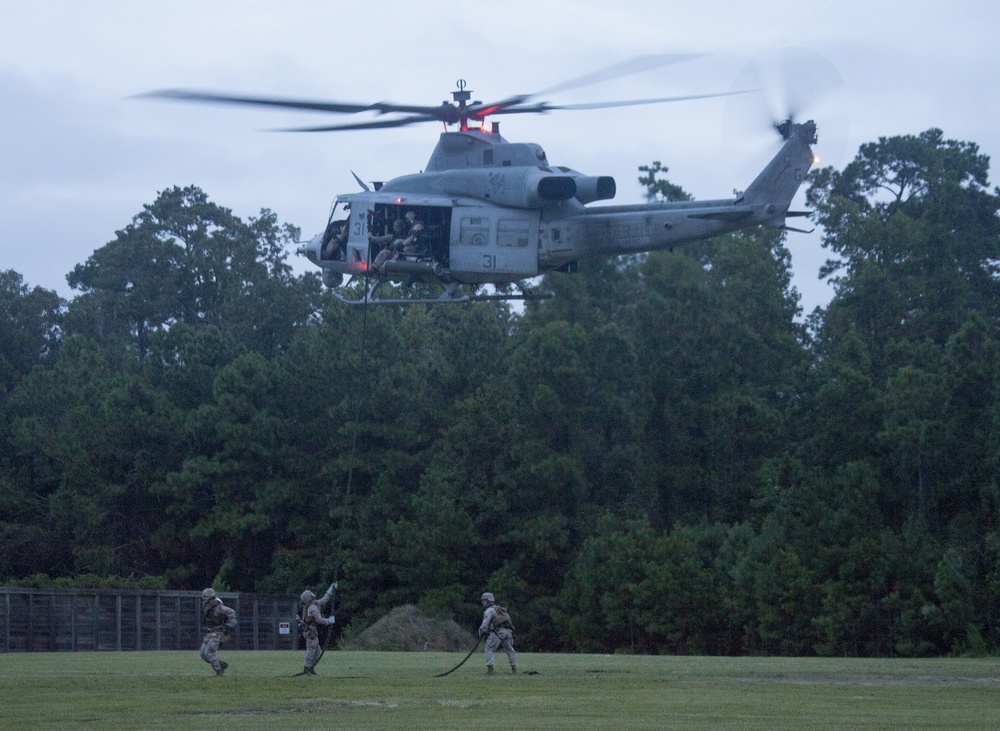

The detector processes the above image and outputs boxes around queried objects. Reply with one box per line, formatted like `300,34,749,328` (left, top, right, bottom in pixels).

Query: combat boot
511,665,517,674
486,666,494,676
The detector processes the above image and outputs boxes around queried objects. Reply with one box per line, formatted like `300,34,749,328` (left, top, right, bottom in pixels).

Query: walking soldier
199,588,237,676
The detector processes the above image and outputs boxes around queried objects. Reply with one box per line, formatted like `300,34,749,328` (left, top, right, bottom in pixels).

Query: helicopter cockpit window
321,201,350,261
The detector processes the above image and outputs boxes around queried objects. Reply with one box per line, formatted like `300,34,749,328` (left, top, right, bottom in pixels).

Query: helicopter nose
297,232,325,264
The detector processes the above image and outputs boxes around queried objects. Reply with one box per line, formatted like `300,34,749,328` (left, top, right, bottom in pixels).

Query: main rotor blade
141,89,455,120
465,95,533,119
140,89,377,114
470,54,720,118
140,52,744,134
263,89,750,128
277,115,438,132
550,89,754,111
533,53,703,97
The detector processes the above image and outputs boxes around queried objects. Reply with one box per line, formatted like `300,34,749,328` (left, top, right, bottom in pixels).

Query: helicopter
147,56,819,305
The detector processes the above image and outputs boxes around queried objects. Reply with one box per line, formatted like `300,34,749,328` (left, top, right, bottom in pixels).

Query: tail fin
741,120,817,226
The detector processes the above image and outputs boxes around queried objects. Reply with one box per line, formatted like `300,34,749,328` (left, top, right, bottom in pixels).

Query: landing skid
332,278,553,306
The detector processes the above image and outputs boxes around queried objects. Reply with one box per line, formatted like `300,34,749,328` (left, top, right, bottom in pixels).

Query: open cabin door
367,202,453,268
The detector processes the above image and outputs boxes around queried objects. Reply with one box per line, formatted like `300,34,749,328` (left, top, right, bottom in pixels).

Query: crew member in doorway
370,217,407,272
399,210,425,254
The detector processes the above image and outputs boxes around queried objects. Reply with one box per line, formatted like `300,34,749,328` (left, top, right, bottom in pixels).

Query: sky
2,0,998,316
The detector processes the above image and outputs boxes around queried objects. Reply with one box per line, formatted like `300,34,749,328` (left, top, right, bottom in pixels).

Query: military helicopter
147,55,818,304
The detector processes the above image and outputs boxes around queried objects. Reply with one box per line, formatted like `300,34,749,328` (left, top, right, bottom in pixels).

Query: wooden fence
0,587,300,652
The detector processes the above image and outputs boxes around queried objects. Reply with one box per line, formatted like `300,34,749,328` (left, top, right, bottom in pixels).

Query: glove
478,628,485,638
225,618,238,630
327,615,336,625
326,582,337,596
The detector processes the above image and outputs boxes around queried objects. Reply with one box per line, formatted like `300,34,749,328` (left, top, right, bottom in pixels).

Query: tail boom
539,121,817,269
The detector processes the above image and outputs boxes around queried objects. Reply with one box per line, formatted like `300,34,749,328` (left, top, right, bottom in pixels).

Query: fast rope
314,283,372,668
434,635,483,677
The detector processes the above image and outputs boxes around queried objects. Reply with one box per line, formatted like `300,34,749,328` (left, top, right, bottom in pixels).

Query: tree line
2,128,1000,657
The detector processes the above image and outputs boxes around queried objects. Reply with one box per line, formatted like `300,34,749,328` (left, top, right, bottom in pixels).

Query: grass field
2,650,998,730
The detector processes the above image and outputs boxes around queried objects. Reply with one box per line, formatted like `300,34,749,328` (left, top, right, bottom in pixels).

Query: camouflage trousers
484,627,516,668
200,631,224,672
304,628,323,670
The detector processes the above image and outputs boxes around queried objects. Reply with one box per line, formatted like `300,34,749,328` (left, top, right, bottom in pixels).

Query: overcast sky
2,0,998,315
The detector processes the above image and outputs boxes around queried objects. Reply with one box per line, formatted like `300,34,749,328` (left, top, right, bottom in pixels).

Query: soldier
398,210,425,254
322,218,349,260
370,217,407,272
371,210,426,272
300,583,337,675
478,591,516,675
199,588,237,676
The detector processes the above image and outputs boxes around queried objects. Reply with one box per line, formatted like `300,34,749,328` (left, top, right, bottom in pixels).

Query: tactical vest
203,601,226,633
490,605,514,631
302,603,318,630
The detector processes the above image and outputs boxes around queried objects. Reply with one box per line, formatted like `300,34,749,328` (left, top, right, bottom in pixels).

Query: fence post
252,596,259,651
115,594,122,652
27,593,34,652
49,594,58,651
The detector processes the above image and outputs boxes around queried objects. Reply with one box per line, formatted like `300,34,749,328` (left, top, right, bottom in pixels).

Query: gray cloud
2,0,998,314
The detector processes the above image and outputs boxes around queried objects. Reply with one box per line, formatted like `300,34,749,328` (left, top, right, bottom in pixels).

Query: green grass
2,650,999,730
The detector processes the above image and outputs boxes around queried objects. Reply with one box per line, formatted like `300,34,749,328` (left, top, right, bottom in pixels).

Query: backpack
491,604,514,631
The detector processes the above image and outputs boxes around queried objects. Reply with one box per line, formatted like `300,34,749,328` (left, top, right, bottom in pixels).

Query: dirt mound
341,605,474,652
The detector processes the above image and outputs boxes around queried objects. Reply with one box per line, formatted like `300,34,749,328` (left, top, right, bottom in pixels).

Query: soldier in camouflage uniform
300,583,336,675
478,592,516,675
199,588,237,676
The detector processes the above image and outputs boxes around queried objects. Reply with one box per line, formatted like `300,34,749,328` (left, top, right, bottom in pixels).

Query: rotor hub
775,118,817,145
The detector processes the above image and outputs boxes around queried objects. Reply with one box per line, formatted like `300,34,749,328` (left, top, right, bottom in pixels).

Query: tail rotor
723,46,849,179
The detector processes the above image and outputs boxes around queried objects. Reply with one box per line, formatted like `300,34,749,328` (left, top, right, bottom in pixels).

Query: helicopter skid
332,277,552,306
